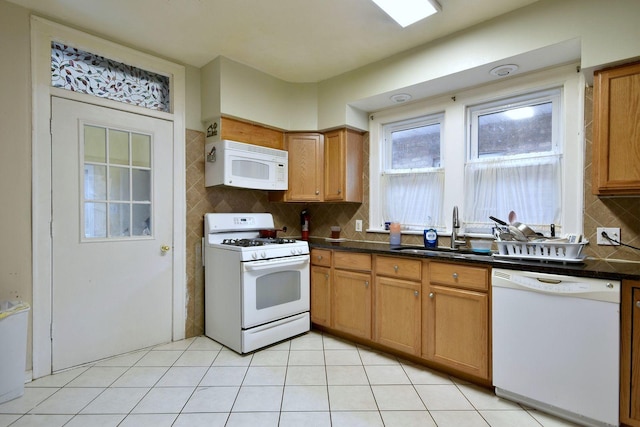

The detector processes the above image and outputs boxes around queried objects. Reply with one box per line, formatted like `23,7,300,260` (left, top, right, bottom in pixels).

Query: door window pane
132,204,151,236
109,166,130,201
84,126,106,162
109,129,129,165
82,124,153,239
84,202,107,238
132,169,151,201
109,203,130,237
132,133,151,167
84,164,107,200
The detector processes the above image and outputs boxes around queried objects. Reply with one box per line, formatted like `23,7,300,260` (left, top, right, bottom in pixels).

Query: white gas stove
203,213,310,353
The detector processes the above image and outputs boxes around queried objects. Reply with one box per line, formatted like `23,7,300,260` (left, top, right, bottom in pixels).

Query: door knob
161,245,171,254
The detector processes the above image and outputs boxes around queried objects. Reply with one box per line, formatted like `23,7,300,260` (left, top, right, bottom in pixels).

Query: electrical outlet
596,227,620,245
355,220,363,232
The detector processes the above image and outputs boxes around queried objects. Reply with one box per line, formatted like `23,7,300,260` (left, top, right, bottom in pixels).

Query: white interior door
51,97,174,371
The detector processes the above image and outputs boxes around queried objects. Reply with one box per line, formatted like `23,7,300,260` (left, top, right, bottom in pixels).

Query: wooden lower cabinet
309,250,491,383
310,265,331,327
422,261,490,380
332,269,372,339
374,275,421,355
310,249,332,327
621,280,640,426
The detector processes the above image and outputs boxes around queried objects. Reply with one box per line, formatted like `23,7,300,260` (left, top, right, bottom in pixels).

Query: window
51,42,171,112
464,89,562,234
83,124,153,239
380,114,444,230
369,64,584,237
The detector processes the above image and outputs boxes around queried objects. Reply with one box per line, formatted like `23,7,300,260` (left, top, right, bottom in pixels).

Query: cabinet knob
365,281,369,288
636,301,640,309
429,292,434,299
452,273,458,279
317,255,323,260
315,190,320,195
394,265,399,272
337,189,342,194
414,290,419,297
325,274,329,279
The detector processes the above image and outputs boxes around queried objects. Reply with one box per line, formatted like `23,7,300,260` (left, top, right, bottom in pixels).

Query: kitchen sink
390,246,493,261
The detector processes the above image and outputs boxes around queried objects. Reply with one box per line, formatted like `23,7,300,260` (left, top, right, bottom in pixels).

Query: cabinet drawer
429,261,488,291
334,251,371,271
375,256,422,281
311,249,332,267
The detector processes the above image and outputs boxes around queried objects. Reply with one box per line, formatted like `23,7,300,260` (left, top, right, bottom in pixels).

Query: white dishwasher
492,268,620,427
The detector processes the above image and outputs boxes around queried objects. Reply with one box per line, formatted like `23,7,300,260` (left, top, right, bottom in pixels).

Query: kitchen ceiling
8,0,540,83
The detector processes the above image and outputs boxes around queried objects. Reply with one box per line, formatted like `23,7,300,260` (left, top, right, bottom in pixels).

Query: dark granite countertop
308,238,640,282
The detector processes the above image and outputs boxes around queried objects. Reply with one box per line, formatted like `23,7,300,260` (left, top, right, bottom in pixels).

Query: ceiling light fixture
390,93,412,103
489,64,519,77
371,0,441,28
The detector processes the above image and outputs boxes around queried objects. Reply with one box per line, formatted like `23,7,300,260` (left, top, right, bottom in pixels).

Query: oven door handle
243,255,310,271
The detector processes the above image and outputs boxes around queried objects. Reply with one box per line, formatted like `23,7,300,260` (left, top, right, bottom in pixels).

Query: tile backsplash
185,90,640,336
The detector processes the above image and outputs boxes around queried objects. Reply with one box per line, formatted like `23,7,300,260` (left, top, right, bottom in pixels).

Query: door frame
31,17,186,378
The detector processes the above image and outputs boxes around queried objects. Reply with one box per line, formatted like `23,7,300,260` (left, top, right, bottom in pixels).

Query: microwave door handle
243,256,309,271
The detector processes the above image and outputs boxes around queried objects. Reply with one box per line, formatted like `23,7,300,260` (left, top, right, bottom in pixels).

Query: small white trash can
0,300,30,404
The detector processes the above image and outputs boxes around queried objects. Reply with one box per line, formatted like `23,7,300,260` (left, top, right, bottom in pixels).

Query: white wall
0,0,33,370
197,0,640,132
201,56,319,131
316,0,640,130
185,65,204,132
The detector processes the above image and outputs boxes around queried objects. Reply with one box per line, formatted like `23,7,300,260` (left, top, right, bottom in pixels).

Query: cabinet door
621,282,640,426
324,130,345,201
332,269,372,339
593,62,640,195
310,265,331,327
324,129,363,202
220,116,284,149
286,133,324,201
374,276,421,355
423,284,489,380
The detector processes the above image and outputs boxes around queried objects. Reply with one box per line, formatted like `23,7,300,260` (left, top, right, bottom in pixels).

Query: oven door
242,254,310,329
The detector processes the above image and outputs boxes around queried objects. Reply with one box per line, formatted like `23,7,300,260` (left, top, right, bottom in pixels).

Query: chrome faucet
450,205,466,249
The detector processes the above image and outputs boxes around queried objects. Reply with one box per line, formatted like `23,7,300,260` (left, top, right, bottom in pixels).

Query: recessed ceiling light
390,93,412,103
371,0,441,28
489,64,519,77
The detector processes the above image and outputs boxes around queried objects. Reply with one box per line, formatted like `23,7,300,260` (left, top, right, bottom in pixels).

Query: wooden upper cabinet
276,133,324,202
592,62,640,195
324,129,364,202
220,117,284,150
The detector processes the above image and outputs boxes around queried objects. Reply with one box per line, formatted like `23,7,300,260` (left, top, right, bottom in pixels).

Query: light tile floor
0,330,580,427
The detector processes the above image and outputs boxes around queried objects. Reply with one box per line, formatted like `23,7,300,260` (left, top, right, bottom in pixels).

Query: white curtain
382,170,444,230
464,155,561,233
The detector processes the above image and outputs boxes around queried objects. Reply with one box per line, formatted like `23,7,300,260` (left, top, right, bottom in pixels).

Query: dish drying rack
493,239,588,263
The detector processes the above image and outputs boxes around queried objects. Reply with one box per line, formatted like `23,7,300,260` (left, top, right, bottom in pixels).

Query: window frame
368,63,585,237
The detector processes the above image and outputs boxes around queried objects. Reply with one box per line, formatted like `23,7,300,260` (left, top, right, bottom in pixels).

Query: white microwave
204,139,288,190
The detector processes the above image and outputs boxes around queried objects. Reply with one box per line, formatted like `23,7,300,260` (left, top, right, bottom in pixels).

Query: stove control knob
291,249,297,255
261,251,267,259
252,252,258,260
